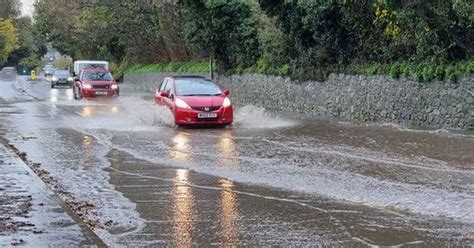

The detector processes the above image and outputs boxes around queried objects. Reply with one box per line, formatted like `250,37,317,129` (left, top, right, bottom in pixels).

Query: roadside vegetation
2,0,473,82
0,0,47,72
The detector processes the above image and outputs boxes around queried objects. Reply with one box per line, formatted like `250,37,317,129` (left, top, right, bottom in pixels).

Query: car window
175,78,223,96
54,70,70,77
159,79,167,92
164,80,173,95
81,71,113,81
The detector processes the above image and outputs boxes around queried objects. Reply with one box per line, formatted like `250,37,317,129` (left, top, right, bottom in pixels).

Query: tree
181,0,260,71
33,0,79,57
0,18,17,65
7,16,44,66
0,0,21,19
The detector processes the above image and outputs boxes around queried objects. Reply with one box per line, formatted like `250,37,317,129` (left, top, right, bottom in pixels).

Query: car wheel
51,83,55,89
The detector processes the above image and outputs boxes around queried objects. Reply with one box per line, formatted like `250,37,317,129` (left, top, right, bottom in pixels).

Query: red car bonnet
81,80,114,85
178,95,226,107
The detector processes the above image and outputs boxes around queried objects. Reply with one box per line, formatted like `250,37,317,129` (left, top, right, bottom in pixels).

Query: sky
20,0,34,17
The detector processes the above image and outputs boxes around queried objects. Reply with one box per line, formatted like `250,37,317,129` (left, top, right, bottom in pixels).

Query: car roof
82,68,110,72
171,76,212,81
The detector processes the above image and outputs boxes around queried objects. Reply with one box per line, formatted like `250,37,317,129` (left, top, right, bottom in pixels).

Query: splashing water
234,105,296,129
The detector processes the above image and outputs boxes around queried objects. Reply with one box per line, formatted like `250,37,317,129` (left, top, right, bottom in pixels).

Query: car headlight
51,76,58,81
175,98,191,109
111,84,119,90
222,97,231,108
82,84,92,89
67,77,74,81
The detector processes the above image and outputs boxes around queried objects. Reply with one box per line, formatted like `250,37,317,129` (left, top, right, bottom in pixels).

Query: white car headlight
111,84,119,90
67,77,74,81
51,76,58,81
175,98,191,109
222,97,231,108
82,84,92,89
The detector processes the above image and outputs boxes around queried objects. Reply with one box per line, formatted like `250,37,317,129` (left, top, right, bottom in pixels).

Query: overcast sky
20,0,34,17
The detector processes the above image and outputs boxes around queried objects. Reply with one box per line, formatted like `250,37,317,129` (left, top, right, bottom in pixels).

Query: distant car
1,67,16,75
43,65,55,77
51,70,73,88
73,68,119,99
154,76,233,126
0,67,16,80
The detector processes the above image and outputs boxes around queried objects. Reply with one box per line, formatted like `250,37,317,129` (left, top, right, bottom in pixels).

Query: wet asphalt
0,75,473,246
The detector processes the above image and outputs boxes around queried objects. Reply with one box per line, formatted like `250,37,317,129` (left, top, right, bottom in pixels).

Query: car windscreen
54,70,70,77
175,78,223,96
82,71,113,81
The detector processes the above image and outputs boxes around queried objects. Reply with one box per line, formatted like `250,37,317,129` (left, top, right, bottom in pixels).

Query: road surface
1,75,473,246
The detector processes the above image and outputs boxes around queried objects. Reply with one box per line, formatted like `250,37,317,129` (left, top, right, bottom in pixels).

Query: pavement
0,143,100,246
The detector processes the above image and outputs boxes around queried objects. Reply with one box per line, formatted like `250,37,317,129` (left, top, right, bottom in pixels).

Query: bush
125,61,210,74
389,62,404,79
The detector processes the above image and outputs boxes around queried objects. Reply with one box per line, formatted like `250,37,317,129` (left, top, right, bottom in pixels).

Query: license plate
95,91,108,96
198,112,217,119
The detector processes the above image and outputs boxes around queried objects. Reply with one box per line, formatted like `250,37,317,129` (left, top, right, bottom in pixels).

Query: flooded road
1,76,473,246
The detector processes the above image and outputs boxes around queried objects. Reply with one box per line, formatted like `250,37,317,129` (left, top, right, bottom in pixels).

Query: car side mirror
224,89,230,96
160,91,169,97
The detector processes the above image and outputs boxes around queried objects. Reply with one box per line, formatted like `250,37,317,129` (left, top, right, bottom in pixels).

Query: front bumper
52,79,72,85
80,88,119,98
175,106,233,126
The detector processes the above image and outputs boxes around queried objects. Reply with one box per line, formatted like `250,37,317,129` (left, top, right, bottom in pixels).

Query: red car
73,68,119,99
155,76,233,126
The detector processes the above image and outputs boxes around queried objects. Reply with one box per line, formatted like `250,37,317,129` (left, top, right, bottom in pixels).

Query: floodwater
1,76,473,246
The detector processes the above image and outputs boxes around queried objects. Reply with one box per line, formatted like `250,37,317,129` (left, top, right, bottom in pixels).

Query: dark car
73,68,119,99
51,70,73,88
154,76,233,126
43,65,55,77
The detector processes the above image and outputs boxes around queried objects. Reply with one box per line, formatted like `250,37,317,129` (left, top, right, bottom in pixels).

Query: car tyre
51,83,55,89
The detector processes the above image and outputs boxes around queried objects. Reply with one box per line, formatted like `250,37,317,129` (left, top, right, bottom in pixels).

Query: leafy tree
33,0,79,57
0,18,17,65
7,16,45,66
0,0,21,19
181,0,260,71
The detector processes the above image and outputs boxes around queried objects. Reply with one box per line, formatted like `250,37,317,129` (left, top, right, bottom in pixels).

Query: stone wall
124,72,474,129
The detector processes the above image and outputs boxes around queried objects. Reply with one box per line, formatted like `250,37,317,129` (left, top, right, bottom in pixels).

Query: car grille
191,106,221,112
92,85,110,89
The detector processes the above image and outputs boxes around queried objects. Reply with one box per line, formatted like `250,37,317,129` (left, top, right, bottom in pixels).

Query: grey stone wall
124,72,474,129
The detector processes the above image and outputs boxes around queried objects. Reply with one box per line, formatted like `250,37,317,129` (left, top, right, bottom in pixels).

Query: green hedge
126,61,211,74
346,59,474,83
120,60,473,84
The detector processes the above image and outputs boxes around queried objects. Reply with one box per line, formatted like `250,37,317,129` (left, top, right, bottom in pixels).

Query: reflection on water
218,130,237,167
50,89,58,102
50,88,74,102
170,132,191,162
218,179,240,246
66,89,74,100
81,106,93,117
172,169,195,246
111,106,119,114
